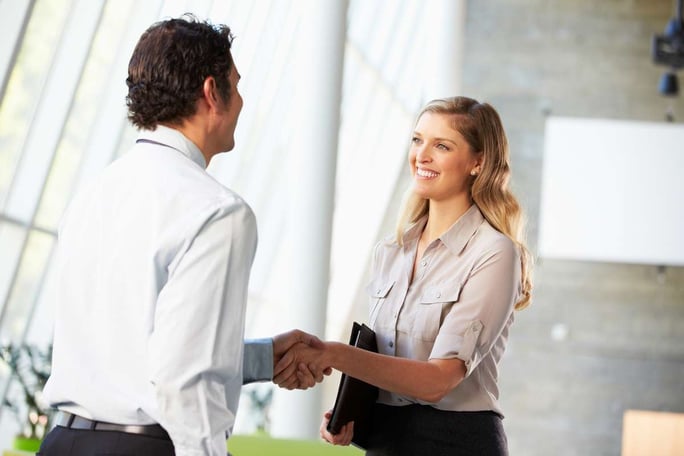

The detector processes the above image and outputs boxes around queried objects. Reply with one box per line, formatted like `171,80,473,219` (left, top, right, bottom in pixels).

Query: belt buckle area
96,423,149,434
54,411,76,428
70,415,96,430
55,411,170,440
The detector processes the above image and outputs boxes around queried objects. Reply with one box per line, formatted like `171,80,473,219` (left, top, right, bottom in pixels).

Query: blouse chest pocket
366,279,395,327
414,283,462,341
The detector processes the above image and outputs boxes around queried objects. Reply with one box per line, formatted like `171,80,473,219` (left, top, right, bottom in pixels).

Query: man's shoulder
104,149,254,225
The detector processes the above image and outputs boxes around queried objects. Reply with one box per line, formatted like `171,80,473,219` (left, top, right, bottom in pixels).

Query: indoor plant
0,343,52,452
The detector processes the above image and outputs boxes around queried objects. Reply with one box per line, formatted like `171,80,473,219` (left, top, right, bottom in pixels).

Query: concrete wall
457,1,684,454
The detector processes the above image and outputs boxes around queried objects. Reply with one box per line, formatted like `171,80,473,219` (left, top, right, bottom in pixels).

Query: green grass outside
228,434,364,456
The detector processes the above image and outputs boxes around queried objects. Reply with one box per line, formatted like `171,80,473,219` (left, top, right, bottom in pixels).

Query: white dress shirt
368,205,521,416
43,126,267,455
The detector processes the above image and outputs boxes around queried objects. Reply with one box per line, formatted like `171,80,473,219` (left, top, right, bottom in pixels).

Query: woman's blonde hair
396,96,533,310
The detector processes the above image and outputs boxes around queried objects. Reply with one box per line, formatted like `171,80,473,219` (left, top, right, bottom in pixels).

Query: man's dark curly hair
126,15,234,130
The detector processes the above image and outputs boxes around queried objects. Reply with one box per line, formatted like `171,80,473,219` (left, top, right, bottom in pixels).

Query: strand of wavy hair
471,104,532,310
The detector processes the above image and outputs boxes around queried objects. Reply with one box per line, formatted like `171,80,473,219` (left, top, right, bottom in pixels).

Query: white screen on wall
539,116,684,266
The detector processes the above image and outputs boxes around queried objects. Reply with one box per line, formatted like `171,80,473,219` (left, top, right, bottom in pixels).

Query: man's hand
272,330,331,390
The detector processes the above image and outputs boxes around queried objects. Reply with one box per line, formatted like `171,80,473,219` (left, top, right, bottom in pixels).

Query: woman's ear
472,154,484,175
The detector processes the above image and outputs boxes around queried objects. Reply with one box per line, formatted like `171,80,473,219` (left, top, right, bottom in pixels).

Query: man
39,15,322,456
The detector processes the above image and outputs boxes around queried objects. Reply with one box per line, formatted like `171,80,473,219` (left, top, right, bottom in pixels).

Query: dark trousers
38,425,176,456
365,403,508,456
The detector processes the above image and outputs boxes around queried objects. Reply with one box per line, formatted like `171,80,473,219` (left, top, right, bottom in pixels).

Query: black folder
327,322,378,449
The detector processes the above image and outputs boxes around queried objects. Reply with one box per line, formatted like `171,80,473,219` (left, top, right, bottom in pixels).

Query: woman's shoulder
368,234,404,268
472,220,518,257
379,233,399,247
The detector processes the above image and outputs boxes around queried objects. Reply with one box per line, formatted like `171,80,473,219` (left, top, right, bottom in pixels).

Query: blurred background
0,0,683,455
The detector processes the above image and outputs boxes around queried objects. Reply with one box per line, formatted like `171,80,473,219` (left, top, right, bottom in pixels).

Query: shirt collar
440,204,485,255
401,204,485,256
137,125,206,168
402,216,427,250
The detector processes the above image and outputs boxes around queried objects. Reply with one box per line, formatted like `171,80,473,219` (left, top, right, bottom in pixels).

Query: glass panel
34,0,138,230
0,230,54,343
0,0,71,212
0,221,28,319
0,0,33,95
23,254,57,346
4,0,104,224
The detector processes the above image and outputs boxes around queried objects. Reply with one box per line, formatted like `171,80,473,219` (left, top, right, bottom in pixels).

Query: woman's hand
320,409,354,446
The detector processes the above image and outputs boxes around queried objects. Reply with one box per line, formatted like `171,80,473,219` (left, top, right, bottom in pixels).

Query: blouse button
421,260,427,267
389,341,394,348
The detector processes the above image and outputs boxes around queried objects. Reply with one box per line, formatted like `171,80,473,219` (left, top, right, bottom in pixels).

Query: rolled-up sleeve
430,237,520,376
149,198,257,455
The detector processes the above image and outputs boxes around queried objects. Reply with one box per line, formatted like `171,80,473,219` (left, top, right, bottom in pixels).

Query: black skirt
365,403,508,456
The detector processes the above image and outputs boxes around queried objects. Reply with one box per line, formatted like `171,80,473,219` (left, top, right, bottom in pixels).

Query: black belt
54,412,170,440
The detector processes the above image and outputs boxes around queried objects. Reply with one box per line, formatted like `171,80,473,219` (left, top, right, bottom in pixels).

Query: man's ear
202,76,221,112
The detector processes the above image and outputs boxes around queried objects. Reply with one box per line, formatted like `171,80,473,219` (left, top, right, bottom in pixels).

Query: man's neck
160,120,214,168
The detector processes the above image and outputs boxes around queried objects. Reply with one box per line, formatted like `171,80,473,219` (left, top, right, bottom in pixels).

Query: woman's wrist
324,341,345,372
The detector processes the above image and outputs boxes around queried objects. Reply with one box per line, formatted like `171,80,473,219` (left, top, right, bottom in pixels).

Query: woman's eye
411,137,422,144
436,143,449,150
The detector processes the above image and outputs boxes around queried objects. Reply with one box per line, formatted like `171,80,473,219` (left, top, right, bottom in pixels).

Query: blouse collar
402,204,486,256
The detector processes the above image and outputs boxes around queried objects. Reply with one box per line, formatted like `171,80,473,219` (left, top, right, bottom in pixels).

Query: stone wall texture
458,1,684,454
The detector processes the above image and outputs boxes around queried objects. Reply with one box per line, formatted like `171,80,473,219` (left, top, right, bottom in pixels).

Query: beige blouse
367,204,521,416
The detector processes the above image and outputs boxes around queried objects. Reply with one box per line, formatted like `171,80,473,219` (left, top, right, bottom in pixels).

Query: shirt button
436,292,441,299
421,260,427,267
376,288,382,294
389,341,394,348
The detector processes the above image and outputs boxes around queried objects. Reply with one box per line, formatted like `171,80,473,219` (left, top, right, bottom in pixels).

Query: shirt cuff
243,338,273,383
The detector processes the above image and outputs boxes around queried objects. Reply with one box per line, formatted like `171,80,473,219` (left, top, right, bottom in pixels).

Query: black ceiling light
652,0,684,97
658,71,679,96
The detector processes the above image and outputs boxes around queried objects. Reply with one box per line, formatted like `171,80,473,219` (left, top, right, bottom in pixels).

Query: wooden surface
622,409,684,456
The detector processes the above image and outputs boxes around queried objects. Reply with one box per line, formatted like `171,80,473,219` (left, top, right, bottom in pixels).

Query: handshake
270,329,359,446
271,329,332,390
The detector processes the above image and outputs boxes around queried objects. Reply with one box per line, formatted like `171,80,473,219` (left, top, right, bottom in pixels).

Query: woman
277,96,533,455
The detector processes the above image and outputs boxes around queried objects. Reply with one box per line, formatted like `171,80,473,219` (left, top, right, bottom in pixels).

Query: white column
270,0,348,440
422,0,467,102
